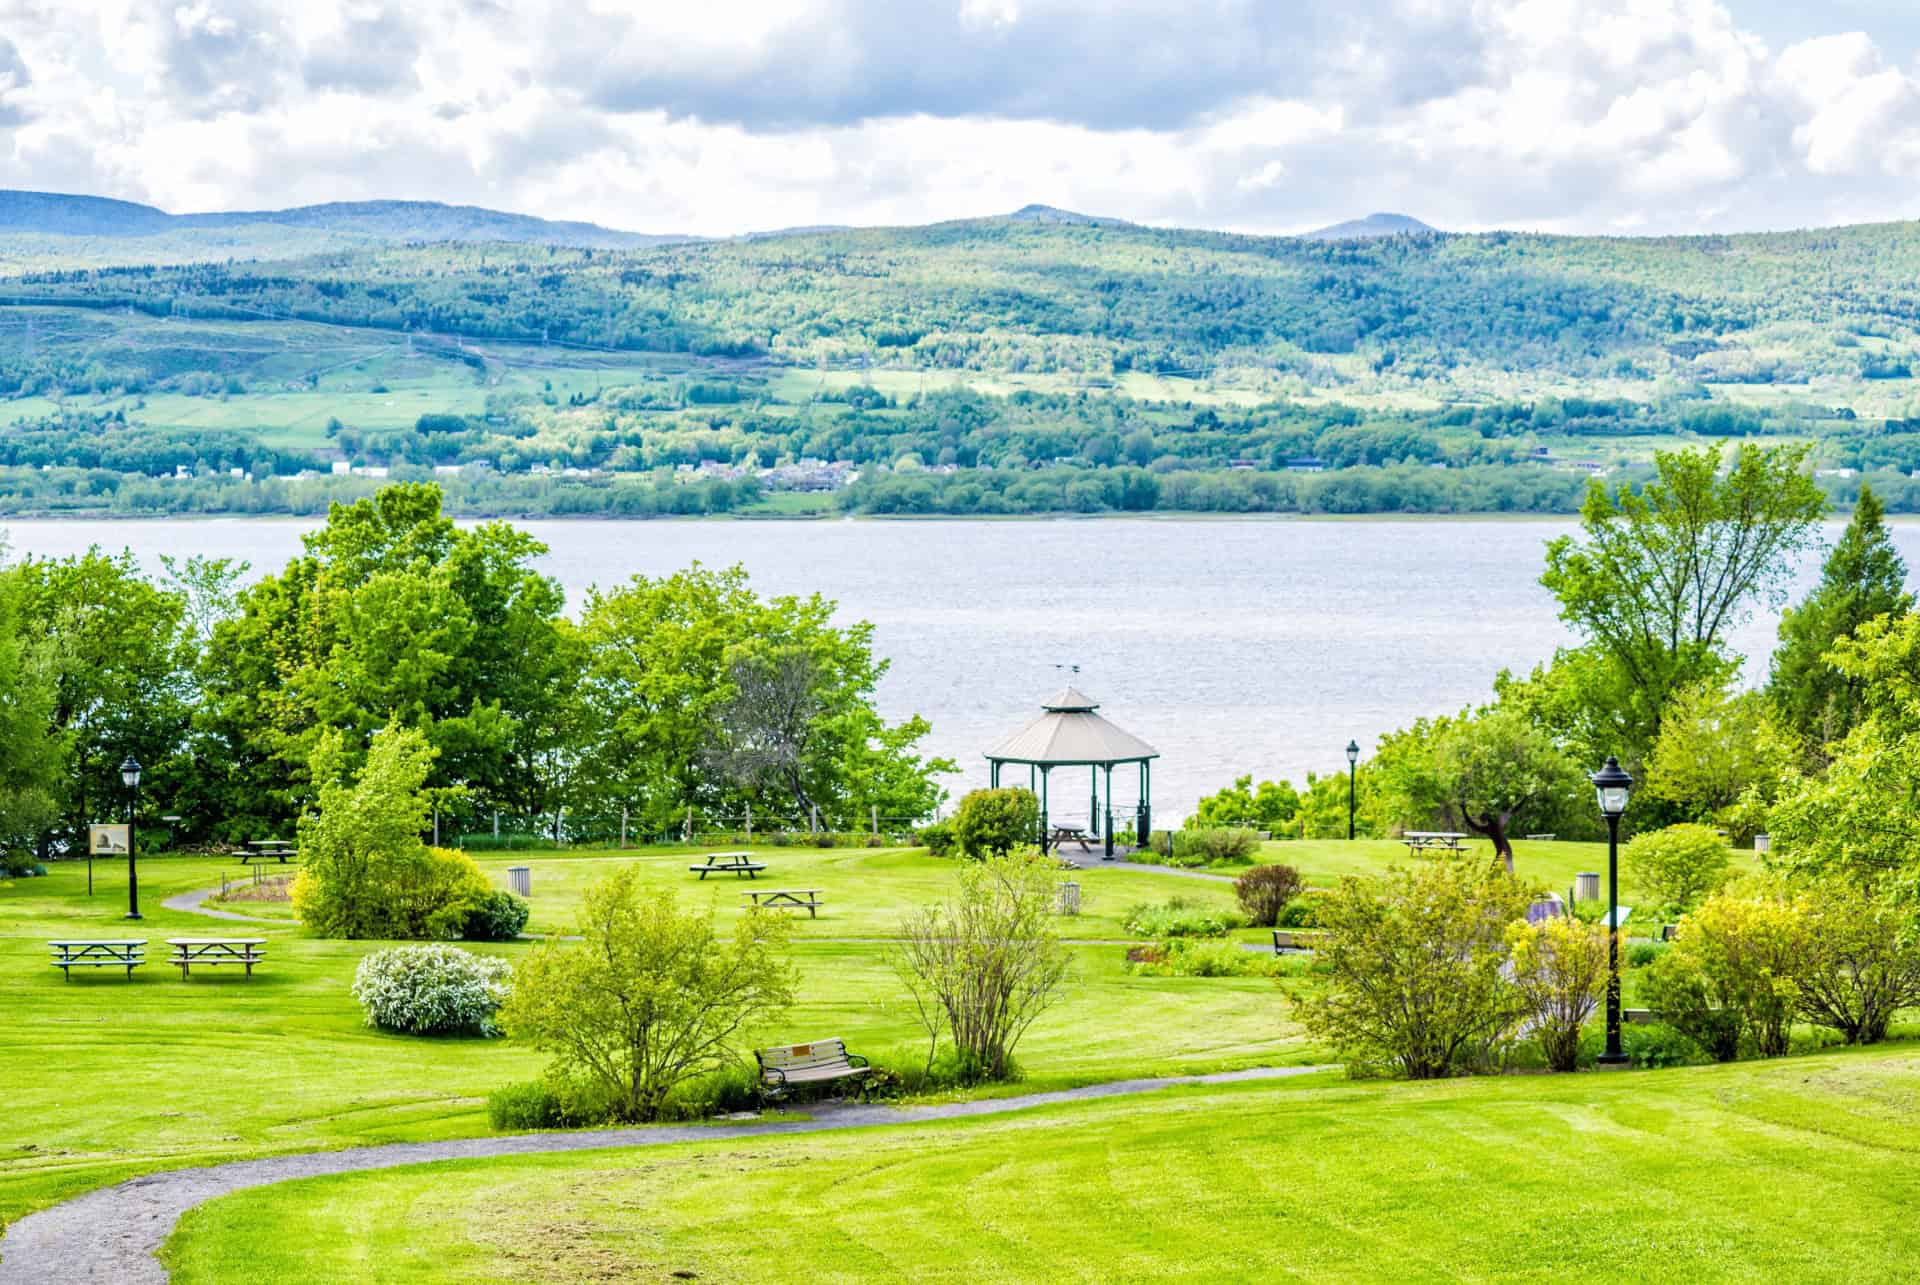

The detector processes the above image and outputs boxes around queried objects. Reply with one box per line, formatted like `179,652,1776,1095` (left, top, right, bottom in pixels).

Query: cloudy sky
2,0,1920,237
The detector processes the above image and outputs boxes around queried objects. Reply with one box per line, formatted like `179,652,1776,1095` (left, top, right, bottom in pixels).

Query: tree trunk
1461,810,1515,873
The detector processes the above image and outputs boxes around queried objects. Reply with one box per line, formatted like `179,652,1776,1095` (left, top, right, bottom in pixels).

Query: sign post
88,824,129,900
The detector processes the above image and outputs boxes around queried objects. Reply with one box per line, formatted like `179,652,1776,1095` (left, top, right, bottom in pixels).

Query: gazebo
984,687,1158,857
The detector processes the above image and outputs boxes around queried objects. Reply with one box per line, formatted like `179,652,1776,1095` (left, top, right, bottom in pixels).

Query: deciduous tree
502,868,795,1121
1540,442,1824,759
1769,483,1912,753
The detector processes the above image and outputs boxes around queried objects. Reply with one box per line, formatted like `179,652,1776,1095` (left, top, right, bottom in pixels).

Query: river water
1,516,1898,820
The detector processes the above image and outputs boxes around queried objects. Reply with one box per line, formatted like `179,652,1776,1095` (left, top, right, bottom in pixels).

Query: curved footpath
0,1065,1327,1284
158,886,283,925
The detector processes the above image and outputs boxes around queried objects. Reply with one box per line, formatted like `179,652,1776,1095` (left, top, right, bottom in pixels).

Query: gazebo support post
1103,763,1114,858
1137,760,1151,850
1038,766,1051,852
1090,772,1098,841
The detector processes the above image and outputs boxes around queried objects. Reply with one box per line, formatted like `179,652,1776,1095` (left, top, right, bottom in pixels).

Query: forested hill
7,212,1920,390
4,205,1920,518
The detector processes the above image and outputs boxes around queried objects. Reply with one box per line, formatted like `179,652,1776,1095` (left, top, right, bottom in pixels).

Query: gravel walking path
1052,850,1235,882
158,886,283,924
0,1065,1327,1284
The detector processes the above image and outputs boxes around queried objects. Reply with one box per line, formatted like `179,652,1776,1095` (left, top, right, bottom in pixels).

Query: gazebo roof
1041,685,1099,712
985,689,1159,766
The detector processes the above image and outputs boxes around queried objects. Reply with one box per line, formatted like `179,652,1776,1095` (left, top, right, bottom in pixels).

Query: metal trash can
1753,834,1771,854
507,865,531,897
1055,882,1081,916
1575,871,1600,902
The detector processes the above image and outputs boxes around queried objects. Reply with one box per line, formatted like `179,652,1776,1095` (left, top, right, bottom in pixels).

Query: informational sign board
89,824,130,856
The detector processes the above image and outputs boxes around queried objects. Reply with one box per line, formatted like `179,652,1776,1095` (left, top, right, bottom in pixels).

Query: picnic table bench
49,940,146,980
755,1038,869,1099
239,840,298,866
167,938,267,979
742,888,824,918
1047,825,1092,852
1402,831,1470,854
690,851,767,879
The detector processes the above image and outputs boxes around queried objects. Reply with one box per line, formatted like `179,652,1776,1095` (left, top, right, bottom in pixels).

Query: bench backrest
757,1039,851,1072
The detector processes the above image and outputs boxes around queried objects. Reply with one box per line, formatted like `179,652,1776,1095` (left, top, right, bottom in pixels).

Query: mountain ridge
0,190,686,249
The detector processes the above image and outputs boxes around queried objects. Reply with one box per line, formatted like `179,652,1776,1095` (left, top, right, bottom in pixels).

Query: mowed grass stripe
160,1053,1920,1283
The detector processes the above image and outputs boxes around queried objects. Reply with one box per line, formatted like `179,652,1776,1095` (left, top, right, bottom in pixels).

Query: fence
440,804,933,852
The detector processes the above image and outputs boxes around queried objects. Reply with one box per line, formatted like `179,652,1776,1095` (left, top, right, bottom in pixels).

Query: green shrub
951,788,1039,859
1235,863,1303,927
1125,937,1287,978
1643,893,1808,1061
1626,941,1667,968
1122,897,1243,938
291,728,491,940
487,1080,573,1131
462,889,530,942
1296,859,1533,1079
1622,1022,1702,1069
1506,916,1608,1072
1625,823,1732,915
1274,893,1326,928
915,820,956,856
813,831,839,848
501,868,795,1122
658,1065,762,1120
1162,827,1260,867
351,944,511,1036
765,831,793,846
1795,879,1920,1045
0,851,45,877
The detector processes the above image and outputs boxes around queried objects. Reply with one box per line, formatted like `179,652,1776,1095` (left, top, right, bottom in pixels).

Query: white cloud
0,0,1918,235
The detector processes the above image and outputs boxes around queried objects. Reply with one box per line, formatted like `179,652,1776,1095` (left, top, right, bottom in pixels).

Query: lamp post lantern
120,756,142,921
1590,754,1633,1065
1345,740,1360,841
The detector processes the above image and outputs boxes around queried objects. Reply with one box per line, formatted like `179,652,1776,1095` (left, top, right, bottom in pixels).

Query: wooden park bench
167,938,268,979
690,851,767,880
1271,929,1328,954
49,940,146,981
755,1038,869,1099
1622,1008,1656,1025
742,888,824,918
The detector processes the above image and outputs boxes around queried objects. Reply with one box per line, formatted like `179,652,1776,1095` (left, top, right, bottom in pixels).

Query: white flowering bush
351,944,512,1036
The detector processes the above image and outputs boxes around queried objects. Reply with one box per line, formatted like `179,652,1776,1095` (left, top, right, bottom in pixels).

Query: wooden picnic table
742,888,824,918
49,939,146,980
690,851,767,879
240,840,298,866
167,938,268,979
1048,825,1092,852
1401,831,1471,854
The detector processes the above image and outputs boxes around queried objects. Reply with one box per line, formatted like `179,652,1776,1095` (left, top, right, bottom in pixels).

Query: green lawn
0,846,1295,1232
163,1044,1920,1283
1250,837,1763,905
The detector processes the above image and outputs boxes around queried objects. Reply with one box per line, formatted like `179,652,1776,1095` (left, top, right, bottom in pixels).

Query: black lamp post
120,756,142,921
1590,754,1633,1065
1345,740,1360,840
